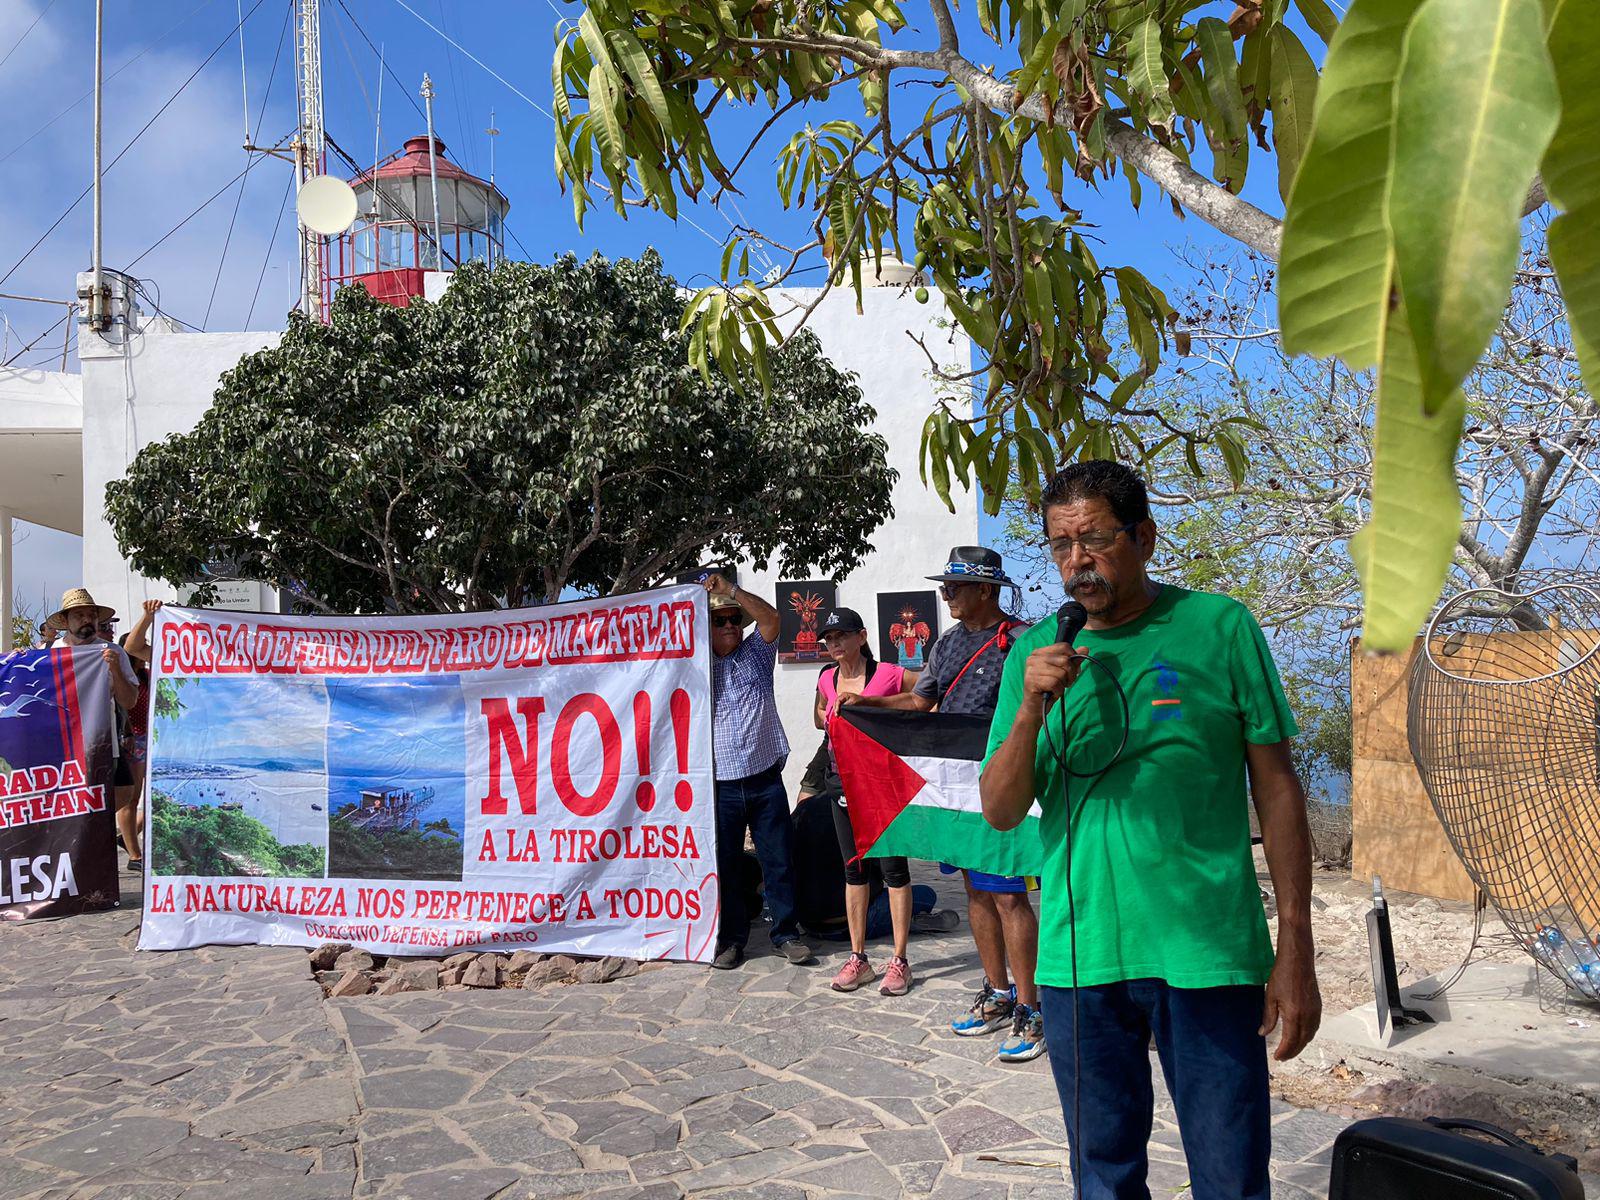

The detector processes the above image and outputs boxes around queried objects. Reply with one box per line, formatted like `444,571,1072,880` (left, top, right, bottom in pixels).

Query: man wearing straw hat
46,588,139,713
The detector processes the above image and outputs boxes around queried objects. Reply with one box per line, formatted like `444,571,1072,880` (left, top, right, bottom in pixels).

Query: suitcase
1331,1116,1584,1200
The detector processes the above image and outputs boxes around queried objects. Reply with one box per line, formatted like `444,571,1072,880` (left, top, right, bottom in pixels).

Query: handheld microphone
1043,601,1089,706
1055,600,1088,646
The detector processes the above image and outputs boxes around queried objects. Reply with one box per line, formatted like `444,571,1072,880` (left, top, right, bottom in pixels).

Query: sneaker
997,1004,1047,1062
711,944,745,970
911,908,960,934
950,978,1016,1036
125,859,143,873
831,952,876,992
777,939,815,965
879,955,913,996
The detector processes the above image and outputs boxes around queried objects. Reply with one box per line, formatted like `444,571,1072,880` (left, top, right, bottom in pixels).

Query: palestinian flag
827,708,1045,877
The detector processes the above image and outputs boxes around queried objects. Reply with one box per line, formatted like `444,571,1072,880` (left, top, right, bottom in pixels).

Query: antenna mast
294,0,326,319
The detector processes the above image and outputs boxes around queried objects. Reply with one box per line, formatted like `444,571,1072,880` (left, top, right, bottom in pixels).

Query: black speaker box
1331,1117,1584,1200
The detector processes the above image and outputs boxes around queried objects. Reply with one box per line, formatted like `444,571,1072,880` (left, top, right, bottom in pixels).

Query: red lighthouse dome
329,135,510,308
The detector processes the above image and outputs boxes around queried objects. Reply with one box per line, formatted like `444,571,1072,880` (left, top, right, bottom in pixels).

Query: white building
0,267,976,797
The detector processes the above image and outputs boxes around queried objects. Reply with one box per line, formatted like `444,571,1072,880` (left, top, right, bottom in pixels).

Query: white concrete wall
740,286,977,797
80,323,280,620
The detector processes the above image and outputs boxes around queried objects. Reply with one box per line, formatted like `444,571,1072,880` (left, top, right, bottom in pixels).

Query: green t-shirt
984,584,1297,989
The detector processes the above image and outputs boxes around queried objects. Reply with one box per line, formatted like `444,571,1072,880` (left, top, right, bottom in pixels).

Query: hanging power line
0,0,269,291
386,0,554,120
247,171,295,328
0,0,218,168
125,135,287,274
205,2,292,328
0,0,60,73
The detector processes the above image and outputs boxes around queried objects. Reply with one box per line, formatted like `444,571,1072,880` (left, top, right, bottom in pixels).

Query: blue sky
2,0,1304,610
155,674,328,764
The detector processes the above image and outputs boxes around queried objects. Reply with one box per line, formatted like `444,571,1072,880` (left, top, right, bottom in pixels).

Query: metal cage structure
1407,573,1600,1001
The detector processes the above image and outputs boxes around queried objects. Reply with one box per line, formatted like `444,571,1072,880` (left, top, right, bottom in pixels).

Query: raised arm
704,574,780,644
125,599,162,663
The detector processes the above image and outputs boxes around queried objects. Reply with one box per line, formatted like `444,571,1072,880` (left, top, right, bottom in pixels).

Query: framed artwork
675,564,737,586
776,580,837,663
878,590,939,670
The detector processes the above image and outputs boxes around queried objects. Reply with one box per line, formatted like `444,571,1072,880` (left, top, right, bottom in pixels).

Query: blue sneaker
997,1003,1046,1062
950,978,1016,1036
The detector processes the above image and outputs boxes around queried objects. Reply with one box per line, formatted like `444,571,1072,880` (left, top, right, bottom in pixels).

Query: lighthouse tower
327,135,510,308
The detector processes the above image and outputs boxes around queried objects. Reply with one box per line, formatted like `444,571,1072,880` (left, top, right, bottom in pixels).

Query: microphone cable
1040,649,1129,1192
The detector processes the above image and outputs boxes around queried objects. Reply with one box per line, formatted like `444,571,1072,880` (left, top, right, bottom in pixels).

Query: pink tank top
818,660,906,708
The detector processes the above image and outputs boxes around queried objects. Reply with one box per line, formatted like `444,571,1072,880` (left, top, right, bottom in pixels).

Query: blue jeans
1040,980,1270,1200
714,759,800,950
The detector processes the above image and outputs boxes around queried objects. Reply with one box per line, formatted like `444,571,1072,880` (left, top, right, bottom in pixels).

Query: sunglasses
711,613,744,628
938,582,981,600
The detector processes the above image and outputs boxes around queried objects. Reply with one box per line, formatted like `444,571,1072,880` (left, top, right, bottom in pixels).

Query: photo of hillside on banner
138,587,717,962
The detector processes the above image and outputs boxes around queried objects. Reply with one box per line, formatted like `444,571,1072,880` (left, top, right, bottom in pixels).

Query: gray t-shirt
912,616,1027,717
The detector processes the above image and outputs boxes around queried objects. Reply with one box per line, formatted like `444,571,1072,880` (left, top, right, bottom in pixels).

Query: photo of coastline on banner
877,591,940,670
776,580,837,663
138,586,718,962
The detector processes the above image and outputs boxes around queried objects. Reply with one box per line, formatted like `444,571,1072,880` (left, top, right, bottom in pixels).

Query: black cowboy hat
926,546,1015,587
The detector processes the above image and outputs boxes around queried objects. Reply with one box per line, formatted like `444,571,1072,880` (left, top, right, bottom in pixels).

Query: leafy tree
105,253,894,612
553,0,1598,649
150,793,328,878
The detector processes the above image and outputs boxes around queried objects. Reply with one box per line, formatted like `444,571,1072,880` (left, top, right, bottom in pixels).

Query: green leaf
1542,0,1600,399
1349,300,1465,652
1279,0,1427,369
1268,27,1319,204
1014,28,1065,101
1195,17,1246,146
609,28,672,127
1389,0,1559,414
1216,426,1248,486
587,64,625,170
1127,18,1174,130
1295,0,1340,42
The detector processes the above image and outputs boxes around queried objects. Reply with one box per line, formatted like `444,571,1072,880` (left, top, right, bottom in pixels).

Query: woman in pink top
813,607,921,995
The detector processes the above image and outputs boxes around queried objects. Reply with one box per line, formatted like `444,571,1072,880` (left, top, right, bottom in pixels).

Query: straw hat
46,587,115,632
708,592,753,626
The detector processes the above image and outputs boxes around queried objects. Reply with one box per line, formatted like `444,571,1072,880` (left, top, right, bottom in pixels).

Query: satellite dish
297,175,359,235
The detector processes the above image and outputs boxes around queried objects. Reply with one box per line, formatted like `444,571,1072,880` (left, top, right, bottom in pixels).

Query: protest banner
0,648,120,918
137,586,718,961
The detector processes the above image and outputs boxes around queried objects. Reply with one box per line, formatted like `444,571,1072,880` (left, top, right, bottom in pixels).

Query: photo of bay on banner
139,586,718,961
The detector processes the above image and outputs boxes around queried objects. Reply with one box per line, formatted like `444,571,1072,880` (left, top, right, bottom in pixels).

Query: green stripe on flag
867,803,1047,879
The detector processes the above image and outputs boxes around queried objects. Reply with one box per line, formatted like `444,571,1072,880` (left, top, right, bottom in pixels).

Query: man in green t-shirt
980,461,1320,1200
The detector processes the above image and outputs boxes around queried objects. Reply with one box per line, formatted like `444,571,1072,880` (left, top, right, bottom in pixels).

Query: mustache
1066,569,1111,594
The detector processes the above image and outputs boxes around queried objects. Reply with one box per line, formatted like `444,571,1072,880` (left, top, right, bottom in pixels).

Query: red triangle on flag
826,713,929,865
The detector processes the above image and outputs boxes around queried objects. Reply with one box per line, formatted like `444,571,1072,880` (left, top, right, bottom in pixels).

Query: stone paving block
896,1160,945,1194
359,1067,476,1110
194,1076,360,1138
519,1169,633,1197
794,1047,938,1099
587,1184,686,1200
123,1135,313,1183
457,1113,571,1164
747,1114,809,1150
633,1149,694,1179
17,1115,193,1174
925,1176,1011,1199
1269,1108,1353,1163
935,1106,1040,1157
381,1166,521,1200
678,1146,811,1191
864,1127,949,1165
788,1149,904,1194
361,1126,480,1177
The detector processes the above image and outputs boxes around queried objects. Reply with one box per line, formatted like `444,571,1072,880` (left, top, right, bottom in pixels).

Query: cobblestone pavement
1,868,1358,1199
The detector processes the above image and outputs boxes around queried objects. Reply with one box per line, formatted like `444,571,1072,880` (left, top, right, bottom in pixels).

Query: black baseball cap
818,608,866,636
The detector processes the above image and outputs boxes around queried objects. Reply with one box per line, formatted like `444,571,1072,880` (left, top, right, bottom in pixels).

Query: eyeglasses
1040,522,1138,563
938,582,982,600
710,614,743,628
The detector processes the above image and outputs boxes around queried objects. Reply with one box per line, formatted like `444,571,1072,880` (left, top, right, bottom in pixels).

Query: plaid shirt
711,630,789,781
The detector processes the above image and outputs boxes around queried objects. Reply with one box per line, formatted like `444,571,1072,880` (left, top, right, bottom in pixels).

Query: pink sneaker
831,952,876,992
879,955,913,997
